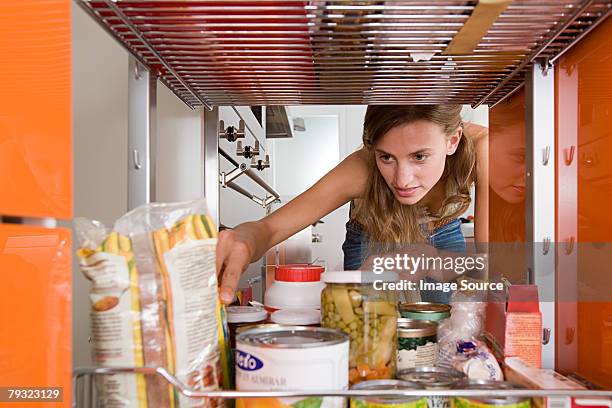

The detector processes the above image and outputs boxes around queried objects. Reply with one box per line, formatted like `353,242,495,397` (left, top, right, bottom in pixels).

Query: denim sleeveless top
342,218,466,304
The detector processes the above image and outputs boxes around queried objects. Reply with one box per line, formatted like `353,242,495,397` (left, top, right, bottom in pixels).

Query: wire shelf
78,0,611,108
73,366,612,408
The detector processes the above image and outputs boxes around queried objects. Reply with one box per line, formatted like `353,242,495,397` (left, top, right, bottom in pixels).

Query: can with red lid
264,264,325,311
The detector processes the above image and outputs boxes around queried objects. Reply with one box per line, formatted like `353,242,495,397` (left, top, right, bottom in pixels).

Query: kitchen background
71,2,488,368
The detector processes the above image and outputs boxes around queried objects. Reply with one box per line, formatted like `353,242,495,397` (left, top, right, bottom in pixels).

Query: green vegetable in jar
321,281,398,385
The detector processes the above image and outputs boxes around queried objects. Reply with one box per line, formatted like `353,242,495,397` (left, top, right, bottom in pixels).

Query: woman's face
374,120,461,205
489,123,525,204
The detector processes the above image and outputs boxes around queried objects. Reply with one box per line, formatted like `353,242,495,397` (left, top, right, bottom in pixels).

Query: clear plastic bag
76,200,229,408
437,291,502,381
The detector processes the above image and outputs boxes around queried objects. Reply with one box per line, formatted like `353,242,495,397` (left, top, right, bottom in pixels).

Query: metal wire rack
73,366,612,407
77,0,611,108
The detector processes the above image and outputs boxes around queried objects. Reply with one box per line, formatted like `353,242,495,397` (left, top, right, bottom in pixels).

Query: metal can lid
397,318,438,338
226,306,268,323
271,308,320,325
322,270,398,284
236,325,348,348
399,302,452,314
463,380,529,404
235,323,283,335
397,367,466,389
351,379,424,404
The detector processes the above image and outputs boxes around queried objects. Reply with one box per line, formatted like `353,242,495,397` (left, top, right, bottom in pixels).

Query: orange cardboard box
485,285,542,368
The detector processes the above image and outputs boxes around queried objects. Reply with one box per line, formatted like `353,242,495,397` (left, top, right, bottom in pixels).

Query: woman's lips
511,185,525,195
394,186,419,197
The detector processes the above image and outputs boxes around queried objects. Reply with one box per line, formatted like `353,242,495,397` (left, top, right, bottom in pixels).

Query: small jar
271,308,321,326
264,264,325,311
321,271,399,385
397,318,439,371
226,306,268,350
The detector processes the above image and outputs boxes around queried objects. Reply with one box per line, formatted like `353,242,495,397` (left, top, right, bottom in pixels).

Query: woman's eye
413,153,428,162
378,154,393,163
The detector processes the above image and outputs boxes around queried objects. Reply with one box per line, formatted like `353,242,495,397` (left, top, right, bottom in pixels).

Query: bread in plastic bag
76,200,230,408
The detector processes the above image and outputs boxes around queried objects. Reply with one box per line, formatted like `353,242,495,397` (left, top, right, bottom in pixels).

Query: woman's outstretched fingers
216,229,231,278
218,240,251,304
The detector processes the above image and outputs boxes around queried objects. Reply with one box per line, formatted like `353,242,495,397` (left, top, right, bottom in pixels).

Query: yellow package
76,200,230,408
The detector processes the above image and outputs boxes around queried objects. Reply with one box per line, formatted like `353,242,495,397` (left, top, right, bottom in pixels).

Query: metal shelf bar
73,366,612,404
550,4,612,63
473,0,597,108
98,0,213,109
80,0,611,107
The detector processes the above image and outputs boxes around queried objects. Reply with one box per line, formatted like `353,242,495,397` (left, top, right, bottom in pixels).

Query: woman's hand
216,227,257,304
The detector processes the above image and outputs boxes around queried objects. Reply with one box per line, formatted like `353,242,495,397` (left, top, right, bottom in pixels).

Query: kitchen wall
72,3,129,367
72,4,267,367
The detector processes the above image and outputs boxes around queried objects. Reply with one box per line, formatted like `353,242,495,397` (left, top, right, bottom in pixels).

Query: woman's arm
464,122,489,244
216,149,370,303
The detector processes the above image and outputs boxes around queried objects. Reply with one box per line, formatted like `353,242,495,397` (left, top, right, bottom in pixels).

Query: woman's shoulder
335,148,370,198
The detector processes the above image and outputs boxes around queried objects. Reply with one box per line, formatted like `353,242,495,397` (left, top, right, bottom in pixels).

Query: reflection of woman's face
374,120,459,205
490,123,525,204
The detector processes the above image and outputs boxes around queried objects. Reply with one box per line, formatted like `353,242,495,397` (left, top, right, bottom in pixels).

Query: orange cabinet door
0,224,71,407
556,16,612,388
0,0,72,219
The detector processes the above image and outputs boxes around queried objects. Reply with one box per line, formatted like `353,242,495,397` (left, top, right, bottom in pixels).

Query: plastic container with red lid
264,264,325,312
274,264,324,282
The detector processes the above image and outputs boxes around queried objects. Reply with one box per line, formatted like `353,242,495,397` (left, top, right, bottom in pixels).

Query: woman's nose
394,166,415,188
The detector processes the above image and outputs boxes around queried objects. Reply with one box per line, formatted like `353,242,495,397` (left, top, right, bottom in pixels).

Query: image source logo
235,350,264,371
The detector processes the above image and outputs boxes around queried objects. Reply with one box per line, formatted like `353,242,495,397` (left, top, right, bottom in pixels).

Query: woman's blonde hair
352,105,476,247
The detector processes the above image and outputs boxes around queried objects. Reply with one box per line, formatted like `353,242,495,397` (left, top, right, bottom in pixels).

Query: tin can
235,323,283,335
350,379,428,408
236,326,349,408
397,367,466,408
452,380,531,408
397,319,439,371
399,303,451,322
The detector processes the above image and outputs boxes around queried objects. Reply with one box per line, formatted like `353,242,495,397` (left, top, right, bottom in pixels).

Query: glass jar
226,306,268,350
321,271,398,385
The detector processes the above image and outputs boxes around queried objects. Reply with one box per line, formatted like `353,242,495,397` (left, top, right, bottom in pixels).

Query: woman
216,105,488,304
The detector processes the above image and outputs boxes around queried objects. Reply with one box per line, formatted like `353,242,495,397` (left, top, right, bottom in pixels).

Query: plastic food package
76,200,230,408
437,290,487,345
437,291,502,381
453,341,503,381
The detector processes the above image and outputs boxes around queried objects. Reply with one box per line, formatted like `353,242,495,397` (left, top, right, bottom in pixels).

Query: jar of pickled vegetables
321,271,399,385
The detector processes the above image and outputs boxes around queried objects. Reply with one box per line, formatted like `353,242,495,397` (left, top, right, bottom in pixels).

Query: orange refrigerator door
0,224,71,407
556,16,612,388
0,0,72,219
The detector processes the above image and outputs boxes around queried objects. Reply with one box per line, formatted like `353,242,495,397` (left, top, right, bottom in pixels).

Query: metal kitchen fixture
78,0,611,109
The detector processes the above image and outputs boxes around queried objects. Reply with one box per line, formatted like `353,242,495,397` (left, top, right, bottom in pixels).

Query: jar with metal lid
397,367,467,408
226,306,268,350
452,380,531,408
397,319,439,371
270,308,321,326
350,379,428,408
399,303,451,322
321,271,399,385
